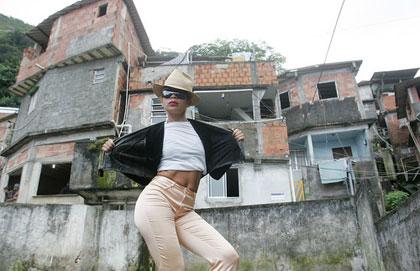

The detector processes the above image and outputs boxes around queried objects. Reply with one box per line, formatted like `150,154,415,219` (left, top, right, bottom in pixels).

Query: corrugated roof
278,60,363,80
371,68,419,83
25,0,154,55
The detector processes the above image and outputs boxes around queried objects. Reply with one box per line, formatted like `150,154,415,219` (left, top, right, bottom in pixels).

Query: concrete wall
355,180,385,271
12,57,121,144
195,162,292,209
376,190,420,271
0,197,367,271
0,203,148,271
284,97,363,135
185,198,365,270
303,166,349,200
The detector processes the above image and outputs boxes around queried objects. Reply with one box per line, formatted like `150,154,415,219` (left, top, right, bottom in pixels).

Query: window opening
4,168,22,202
279,91,290,109
332,146,353,159
28,91,38,113
208,168,239,198
98,4,108,17
37,163,72,195
317,81,338,100
260,98,275,119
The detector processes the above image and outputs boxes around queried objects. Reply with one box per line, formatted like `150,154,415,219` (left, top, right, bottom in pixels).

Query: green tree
190,39,285,73
0,30,33,107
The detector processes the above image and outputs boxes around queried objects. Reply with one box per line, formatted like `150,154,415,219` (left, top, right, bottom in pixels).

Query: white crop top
157,121,207,174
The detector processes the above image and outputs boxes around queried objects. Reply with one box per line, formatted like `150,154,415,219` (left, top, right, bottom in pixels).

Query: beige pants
134,176,239,271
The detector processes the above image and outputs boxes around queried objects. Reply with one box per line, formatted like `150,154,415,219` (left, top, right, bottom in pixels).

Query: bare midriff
157,170,202,192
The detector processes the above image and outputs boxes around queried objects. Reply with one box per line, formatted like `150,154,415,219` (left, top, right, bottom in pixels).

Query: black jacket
101,119,243,186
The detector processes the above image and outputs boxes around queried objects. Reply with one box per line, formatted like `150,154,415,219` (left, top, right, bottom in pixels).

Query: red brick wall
278,79,299,107
36,142,75,159
7,149,29,170
302,72,357,102
382,95,397,112
386,113,409,146
262,121,289,157
16,0,146,84
278,69,358,108
129,62,277,90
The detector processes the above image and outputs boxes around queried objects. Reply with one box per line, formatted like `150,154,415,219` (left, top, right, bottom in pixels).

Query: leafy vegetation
0,14,33,107
384,190,409,211
190,39,285,73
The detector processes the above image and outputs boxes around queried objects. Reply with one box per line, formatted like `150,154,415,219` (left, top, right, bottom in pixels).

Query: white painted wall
194,162,292,209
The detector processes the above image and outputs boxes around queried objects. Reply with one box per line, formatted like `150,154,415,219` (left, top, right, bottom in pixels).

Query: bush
384,190,409,211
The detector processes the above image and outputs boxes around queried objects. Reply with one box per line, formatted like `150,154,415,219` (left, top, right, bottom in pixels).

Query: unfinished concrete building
358,68,419,193
278,61,379,201
0,0,154,204
0,0,293,208
127,57,292,208
394,76,420,193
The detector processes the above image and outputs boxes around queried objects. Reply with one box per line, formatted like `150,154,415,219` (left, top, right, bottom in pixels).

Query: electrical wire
310,0,346,103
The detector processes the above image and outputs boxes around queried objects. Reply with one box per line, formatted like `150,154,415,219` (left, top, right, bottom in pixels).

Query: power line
310,0,346,103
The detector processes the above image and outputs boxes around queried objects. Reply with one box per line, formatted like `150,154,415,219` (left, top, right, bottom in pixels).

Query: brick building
1,0,293,207
125,56,292,208
394,75,420,192
358,68,419,192
278,60,379,200
0,0,153,204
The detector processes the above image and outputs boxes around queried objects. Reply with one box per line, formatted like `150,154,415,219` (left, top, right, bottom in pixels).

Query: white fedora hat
153,69,200,106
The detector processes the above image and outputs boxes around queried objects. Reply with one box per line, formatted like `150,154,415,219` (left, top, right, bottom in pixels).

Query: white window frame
208,168,239,198
93,68,105,84
151,97,167,124
28,90,39,113
317,81,339,100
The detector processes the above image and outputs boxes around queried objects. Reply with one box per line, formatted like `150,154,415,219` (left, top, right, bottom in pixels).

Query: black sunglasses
161,88,189,100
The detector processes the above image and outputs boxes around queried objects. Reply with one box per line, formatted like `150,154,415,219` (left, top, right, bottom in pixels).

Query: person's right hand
102,138,115,153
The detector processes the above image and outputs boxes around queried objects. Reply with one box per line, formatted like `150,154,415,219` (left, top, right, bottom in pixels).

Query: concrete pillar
252,89,265,121
274,91,282,118
25,162,42,203
0,171,9,202
307,134,315,165
252,89,265,167
16,163,32,203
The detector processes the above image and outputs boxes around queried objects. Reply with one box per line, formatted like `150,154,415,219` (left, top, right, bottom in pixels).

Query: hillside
0,14,32,35
0,14,33,107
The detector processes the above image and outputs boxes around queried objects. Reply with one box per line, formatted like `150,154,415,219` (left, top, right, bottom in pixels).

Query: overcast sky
1,0,419,80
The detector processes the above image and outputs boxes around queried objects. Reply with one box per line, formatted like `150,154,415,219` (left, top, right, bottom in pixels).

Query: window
317,81,338,100
28,91,38,113
208,168,239,198
260,98,275,118
279,91,290,109
151,98,166,124
98,4,108,17
4,168,22,202
332,146,353,160
37,163,72,195
93,68,105,84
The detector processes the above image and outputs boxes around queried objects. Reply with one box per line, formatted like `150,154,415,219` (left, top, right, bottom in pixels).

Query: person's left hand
232,128,245,142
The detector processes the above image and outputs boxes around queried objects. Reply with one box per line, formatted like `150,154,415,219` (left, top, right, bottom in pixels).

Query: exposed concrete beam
231,108,253,121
